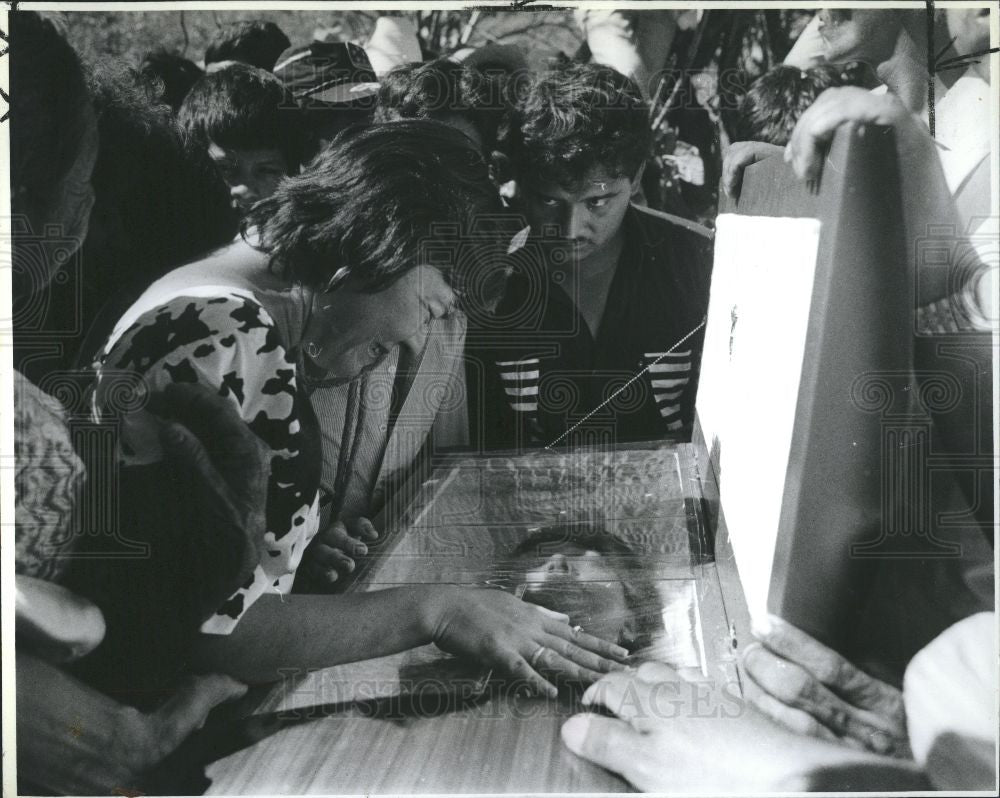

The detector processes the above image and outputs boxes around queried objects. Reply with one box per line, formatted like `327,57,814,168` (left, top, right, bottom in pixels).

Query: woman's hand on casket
301,517,380,584
425,587,630,697
741,617,910,757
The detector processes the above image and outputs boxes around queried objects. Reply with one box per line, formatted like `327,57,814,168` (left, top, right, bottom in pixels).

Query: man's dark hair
204,19,290,72
9,11,92,230
511,524,665,654
246,120,506,298
178,63,312,171
374,58,502,151
733,64,867,146
139,49,203,112
499,63,652,187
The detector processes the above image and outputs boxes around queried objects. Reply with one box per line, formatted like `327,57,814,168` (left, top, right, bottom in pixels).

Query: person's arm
190,584,630,695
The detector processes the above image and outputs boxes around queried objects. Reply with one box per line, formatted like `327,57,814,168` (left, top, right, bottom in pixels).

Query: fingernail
613,645,629,659
326,570,339,583
355,544,368,556
546,684,558,699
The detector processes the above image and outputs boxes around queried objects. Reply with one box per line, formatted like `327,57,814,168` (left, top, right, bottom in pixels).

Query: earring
304,341,323,359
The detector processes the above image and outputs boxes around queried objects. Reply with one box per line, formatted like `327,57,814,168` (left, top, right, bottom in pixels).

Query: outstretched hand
428,587,630,698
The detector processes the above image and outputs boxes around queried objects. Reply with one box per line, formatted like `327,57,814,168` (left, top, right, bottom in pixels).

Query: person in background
468,63,713,450
725,8,992,241
139,48,204,112
729,63,868,146
203,19,290,73
8,13,252,793
273,40,380,147
179,63,313,215
373,58,502,156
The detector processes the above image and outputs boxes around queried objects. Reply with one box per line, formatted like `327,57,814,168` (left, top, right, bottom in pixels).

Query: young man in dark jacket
468,63,713,450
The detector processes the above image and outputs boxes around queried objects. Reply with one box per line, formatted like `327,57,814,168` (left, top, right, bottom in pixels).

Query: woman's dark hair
245,120,507,297
178,63,311,172
498,62,652,188
8,11,92,229
204,19,290,72
139,49,204,112
374,58,503,151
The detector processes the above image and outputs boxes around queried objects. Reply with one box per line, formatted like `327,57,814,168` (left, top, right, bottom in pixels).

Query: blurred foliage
62,9,582,71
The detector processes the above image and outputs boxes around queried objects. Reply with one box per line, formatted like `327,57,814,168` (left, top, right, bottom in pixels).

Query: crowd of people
8,7,995,794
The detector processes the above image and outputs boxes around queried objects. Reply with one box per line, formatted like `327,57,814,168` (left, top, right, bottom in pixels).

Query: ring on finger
571,624,583,636
529,645,547,668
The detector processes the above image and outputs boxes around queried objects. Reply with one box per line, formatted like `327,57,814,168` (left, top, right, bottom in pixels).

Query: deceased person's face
521,544,632,647
507,521,672,654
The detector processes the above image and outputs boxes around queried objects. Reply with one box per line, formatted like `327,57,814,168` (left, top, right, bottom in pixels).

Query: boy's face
207,140,289,214
519,166,636,263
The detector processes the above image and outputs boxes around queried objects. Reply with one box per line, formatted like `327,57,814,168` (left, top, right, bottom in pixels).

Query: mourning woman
74,121,627,701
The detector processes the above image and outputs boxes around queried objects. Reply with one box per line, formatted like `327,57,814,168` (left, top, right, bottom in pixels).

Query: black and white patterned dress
94,287,320,634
